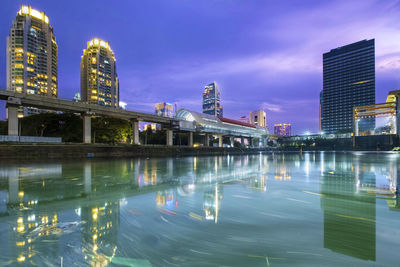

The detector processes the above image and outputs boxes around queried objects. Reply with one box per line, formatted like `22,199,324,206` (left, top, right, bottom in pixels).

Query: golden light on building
81,38,119,108
7,5,58,99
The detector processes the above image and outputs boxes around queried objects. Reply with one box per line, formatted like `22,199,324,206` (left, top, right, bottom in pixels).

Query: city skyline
1,1,400,134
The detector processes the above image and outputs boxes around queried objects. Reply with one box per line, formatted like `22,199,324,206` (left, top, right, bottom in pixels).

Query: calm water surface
0,152,399,266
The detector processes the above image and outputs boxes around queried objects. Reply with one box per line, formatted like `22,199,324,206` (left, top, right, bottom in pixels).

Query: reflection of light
75,208,81,216
17,255,26,262
119,198,128,206
16,241,25,246
92,208,98,220
215,185,219,224
18,191,24,198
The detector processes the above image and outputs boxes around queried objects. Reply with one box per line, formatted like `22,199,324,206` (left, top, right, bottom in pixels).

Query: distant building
73,92,81,102
238,115,249,124
7,5,58,97
81,38,119,108
321,39,375,133
155,102,173,117
119,101,127,110
274,124,291,137
249,110,267,128
144,123,160,131
202,82,223,117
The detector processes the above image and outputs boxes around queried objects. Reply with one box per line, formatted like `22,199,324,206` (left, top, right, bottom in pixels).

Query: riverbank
0,143,271,160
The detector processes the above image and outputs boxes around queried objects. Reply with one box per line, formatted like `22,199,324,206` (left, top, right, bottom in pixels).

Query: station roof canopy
175,109,269,137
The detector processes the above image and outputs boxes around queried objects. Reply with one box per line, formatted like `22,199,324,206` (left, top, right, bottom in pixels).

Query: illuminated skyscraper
249,110,267,127
81,38,119,108
202,82,223,117
274,124,291,137
6,5,58,97
155,102,173,117
321,39,375,133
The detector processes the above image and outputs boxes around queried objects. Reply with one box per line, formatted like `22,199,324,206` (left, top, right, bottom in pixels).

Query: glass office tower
321,39,375,133
81,38,119,108
6,5,58,97
202,82,223,117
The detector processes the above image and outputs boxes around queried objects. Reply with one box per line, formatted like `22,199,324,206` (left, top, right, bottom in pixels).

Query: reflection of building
81,38,119,108
202,82,223,117
321,170,376,261
247,175,267,191
249,110,267,128
274,124,291,137
7,5,58,97
321,39,375,133
203,185,223,223
155,102,173,118
156,190,175,209
82,201,120,264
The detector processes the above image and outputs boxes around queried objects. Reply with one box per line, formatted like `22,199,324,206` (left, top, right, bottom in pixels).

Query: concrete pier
218,135,223,148
166,130,173,146
83,115,91,144
7,106,18,136
188,132,193,147
132,120,140,145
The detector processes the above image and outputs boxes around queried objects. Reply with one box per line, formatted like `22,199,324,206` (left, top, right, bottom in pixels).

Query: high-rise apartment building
81,38,119,108
321,39,375,133
6,5,58,97
274,124,291,137
202,82,223,117
249,110,267,128
155,102,173,117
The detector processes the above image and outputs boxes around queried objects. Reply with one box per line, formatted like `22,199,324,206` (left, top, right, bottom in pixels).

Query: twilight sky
1,0,400,134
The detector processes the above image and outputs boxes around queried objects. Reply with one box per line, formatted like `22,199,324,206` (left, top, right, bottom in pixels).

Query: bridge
0,90,269,147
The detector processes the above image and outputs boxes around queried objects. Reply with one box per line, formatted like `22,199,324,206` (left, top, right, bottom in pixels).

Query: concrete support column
249,137,253,148
132,120,140,145
241,136,245,147
218,135,223,148
7,105,18,136
83,115,91,144
166,130,173,146
188,132,193,146
230,136,234,147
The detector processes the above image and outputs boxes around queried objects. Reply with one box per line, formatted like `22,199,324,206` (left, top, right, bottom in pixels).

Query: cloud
261,102,282,113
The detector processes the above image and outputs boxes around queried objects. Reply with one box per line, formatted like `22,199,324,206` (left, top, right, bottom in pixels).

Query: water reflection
0,152,399,265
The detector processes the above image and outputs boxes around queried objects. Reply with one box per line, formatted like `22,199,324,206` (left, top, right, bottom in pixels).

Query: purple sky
1,0,400,134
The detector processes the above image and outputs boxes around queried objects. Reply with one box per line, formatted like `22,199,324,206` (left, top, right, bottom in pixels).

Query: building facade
202,82,223,117
249,110,267,127
155,102,173,117
274,124,291,137
321,39,375,133
81,38,119,108
6,5,58,97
